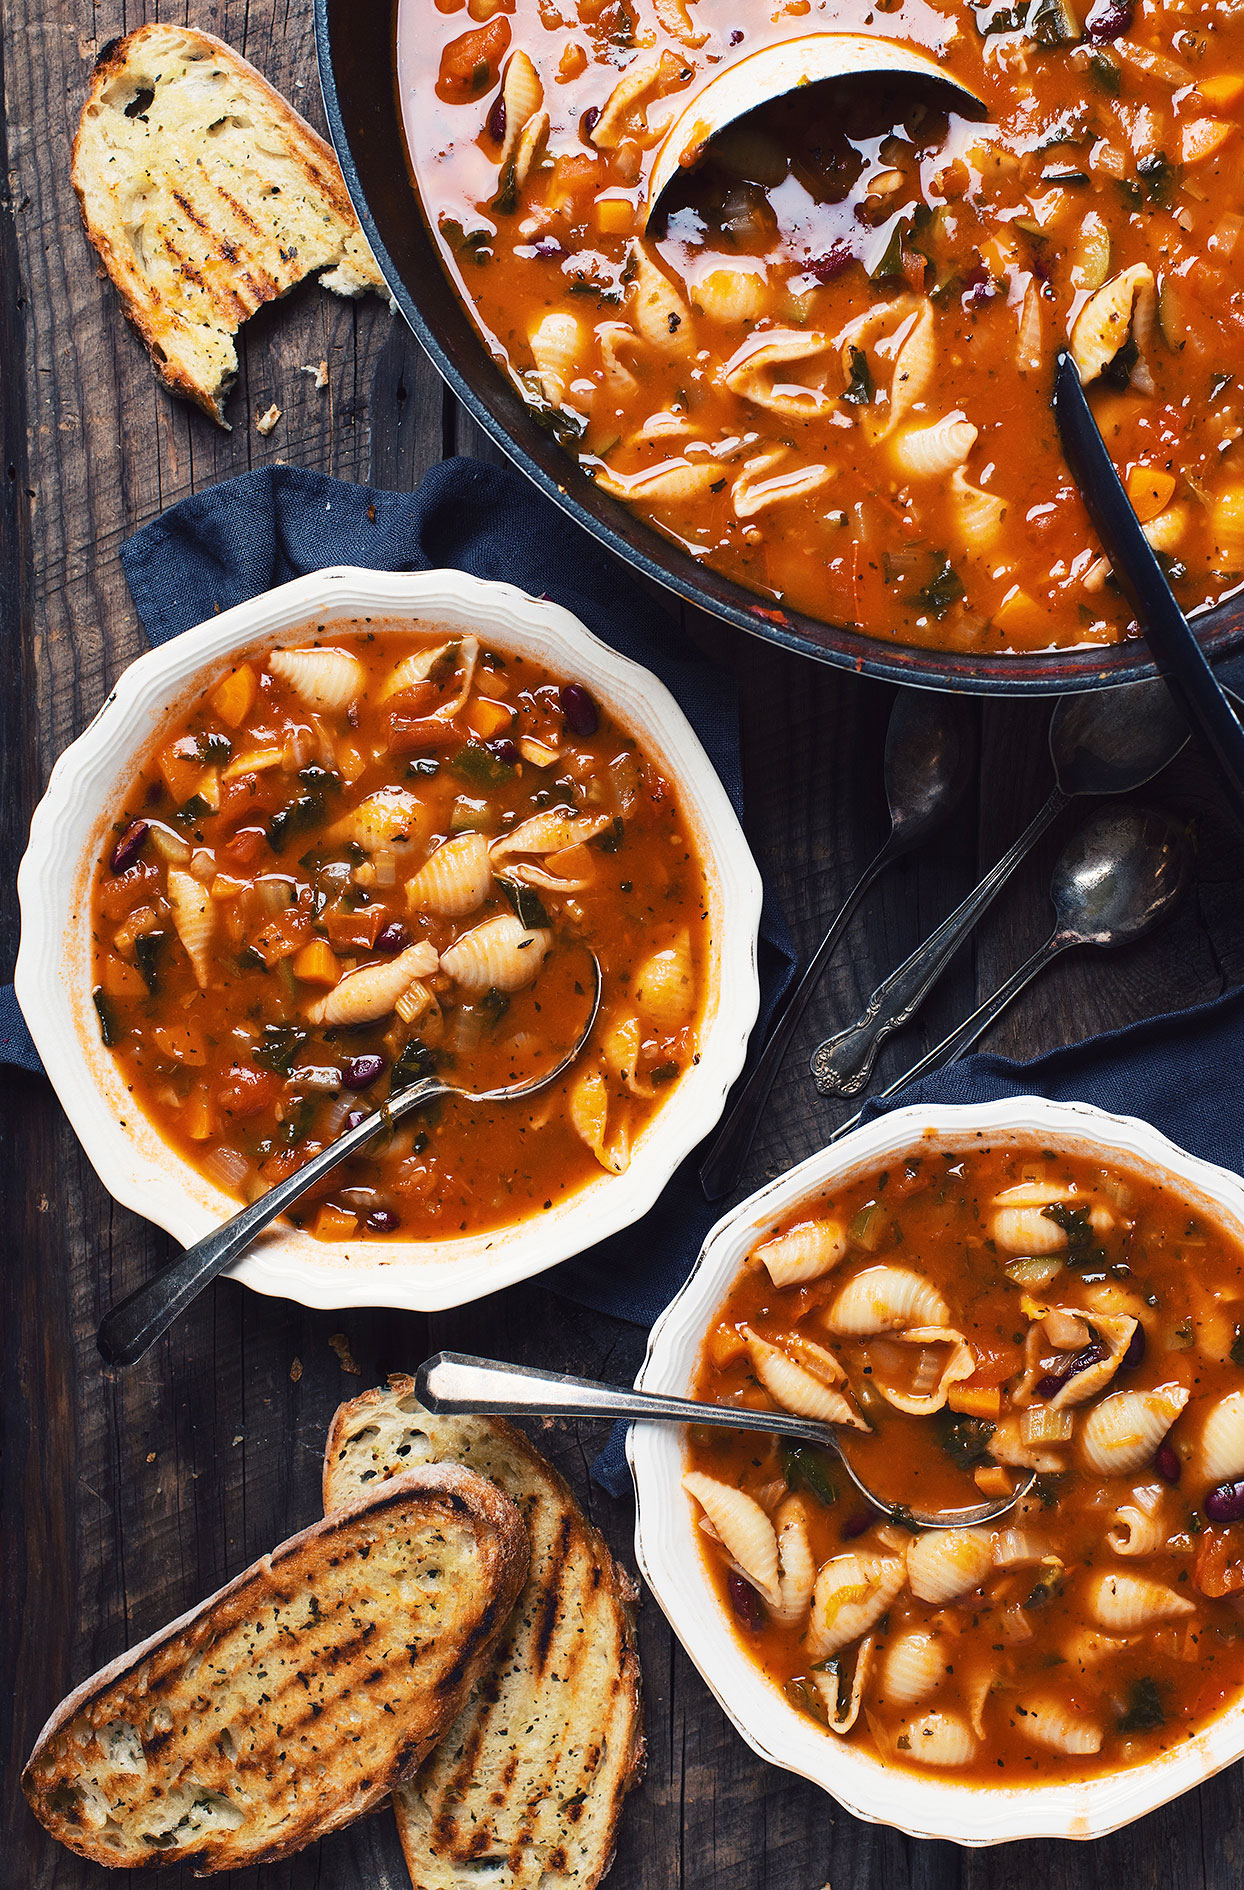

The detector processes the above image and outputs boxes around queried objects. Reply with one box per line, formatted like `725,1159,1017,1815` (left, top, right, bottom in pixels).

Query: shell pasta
89,624,708,1243
686,1143,1244,1782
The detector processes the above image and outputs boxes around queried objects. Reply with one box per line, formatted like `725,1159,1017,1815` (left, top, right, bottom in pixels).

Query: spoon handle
97,1076,446,1368
1054,353,1244,830
416,1350,834,1449
698,840,898,1200
809,787,1068,1097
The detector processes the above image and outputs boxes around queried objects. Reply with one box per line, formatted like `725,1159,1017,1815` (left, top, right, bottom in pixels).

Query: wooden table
4,7,1244,1887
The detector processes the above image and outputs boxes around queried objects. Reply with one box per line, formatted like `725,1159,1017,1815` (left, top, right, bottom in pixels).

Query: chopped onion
1021,1405,1074,1445
205,1145,250,1191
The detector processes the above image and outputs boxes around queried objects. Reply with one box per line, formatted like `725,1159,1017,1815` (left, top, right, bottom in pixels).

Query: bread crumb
329,1332,361,1375
301,360,329,390
146,1452,156,1464
290,1356,303,1382
256,402,282,435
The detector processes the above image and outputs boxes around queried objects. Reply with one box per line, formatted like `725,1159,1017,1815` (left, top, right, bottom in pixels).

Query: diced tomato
216,771,287,829
215,1065,281,1120
99,861,161,921
220,826,274,871
249,908,314,967
437,17,510,101
325,904,388,950
1195,1526,1244,1598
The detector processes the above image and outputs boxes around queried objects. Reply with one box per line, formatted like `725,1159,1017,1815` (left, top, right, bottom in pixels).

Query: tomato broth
686,1140,1244,1782
89,624,709,1244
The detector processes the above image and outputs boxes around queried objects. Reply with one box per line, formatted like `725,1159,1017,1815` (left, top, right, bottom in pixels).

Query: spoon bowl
416,1350,1035,1529
97,952,603,1368
644,33,986,228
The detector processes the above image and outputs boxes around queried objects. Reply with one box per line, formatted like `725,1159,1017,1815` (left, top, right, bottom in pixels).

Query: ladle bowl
644,32,987,226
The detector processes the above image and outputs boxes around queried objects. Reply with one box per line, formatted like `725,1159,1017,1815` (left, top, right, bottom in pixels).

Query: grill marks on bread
22,1469,527,1873
324,1380,645,1890
71,24,386,425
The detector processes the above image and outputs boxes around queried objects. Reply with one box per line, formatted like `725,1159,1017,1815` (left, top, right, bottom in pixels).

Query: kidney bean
1155,1443,1182,1485
366,1206,402,1234
559,682,599,737
1122,1324,1146,1371
343,1108,370,1133
840,1509,876,1540
808,242,854,283
1035,1338,1107,1403
343,1055,386,1090
486,93,506,142
532,236,565,259
374,921,410,955
579,105,600,142
1085,0,1132,37
726,1569,764,1633
110,820,150,874
487,737,520,766
1207,1479,1244,1524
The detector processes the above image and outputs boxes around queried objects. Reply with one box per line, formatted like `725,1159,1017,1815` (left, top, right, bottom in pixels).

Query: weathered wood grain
4,3,1244,1887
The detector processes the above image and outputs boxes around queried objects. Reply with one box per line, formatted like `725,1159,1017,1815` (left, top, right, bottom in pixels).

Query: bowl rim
14,565,762,1313
314,0,1244,698
628,1094,1244,1845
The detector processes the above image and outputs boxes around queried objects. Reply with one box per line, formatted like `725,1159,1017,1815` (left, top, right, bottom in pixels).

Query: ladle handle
698,841,896,1200
416,1351,835,1448
809,787,1069,1097
97,1077,445,1368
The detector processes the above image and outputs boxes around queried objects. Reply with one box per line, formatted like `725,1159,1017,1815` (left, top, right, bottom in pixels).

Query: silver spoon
416,1351,1036,1530
831,802,1193,1137
810,678,1188,1098
97,954,603,1368
699,690,975,1200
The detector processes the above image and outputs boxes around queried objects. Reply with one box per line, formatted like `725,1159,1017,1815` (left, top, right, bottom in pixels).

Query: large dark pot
315,0,1244,695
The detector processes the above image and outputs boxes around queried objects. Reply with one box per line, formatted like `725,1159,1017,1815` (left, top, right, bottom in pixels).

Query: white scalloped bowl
15,567,762,1312
629,1096,1244,1845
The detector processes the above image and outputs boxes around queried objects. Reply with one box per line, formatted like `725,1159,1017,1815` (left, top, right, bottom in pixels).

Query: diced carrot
325,904,388,950
993,586,1051,648
1126,465,1178,523
101,955,147,999
463,696,514,739
707,1324,749,1367
209,662,258,729
948,1384,1002,1418
153,1021,207,1066
210,873,248,902
158,738,204,805
594,195,634,236
292,938,341,986
250,909,313,967
557,41,587,81
183,1085,215,1141
313,1204,359,1242
1197,74,1244,110
1180,117,1236,166
222,745,284,781
973,1464,1013,1499
436,17,510,101
543,152,603,219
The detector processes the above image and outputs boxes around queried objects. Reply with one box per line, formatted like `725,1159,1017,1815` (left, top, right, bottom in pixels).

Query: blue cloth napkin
9,459,798,1342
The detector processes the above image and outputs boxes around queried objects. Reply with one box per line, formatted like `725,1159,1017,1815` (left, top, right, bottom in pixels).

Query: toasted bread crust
324,1379,645,1890
23,1466,528,1873
72,24,385,425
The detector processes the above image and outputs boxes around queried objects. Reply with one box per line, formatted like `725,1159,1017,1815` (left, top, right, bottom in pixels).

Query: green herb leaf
1086,48,1121,91
252,1025,307,1075
912,560,965,617
1029,0,1079,45
391,1037,437,1092
453,740,515,789
267,792,326,852
478,987,511,1023
593,816,626,854
780,1440,839,1507
1117,1676,1165,1732
134,931,165,996
1137,152,1177,206
1041,1200,1109,1270
93,988,119,1048
843,346,874,405
938,1412,996,1469
498,877,551,930
869,221,909,282
174,794,210,826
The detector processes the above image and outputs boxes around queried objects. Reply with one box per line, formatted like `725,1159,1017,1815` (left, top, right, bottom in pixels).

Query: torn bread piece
23,1466,527,1872
324,1377,645,1890
72,24,387,426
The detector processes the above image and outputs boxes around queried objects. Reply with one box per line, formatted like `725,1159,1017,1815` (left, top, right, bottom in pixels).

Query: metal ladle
699,689,975,1200
643,33,986,229
416,1351,1036,1530
832,801,1193,1136
810,678,1189,1098
97,954,603,1369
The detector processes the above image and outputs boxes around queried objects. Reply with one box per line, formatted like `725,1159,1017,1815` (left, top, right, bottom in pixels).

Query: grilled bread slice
324,1379,645,1890
23,1466,527,1873
72,24,386,426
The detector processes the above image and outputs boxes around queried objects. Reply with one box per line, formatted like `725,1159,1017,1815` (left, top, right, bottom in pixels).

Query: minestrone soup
686,1141,1244,1781
90,624,709,1242
396,0,1244,652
